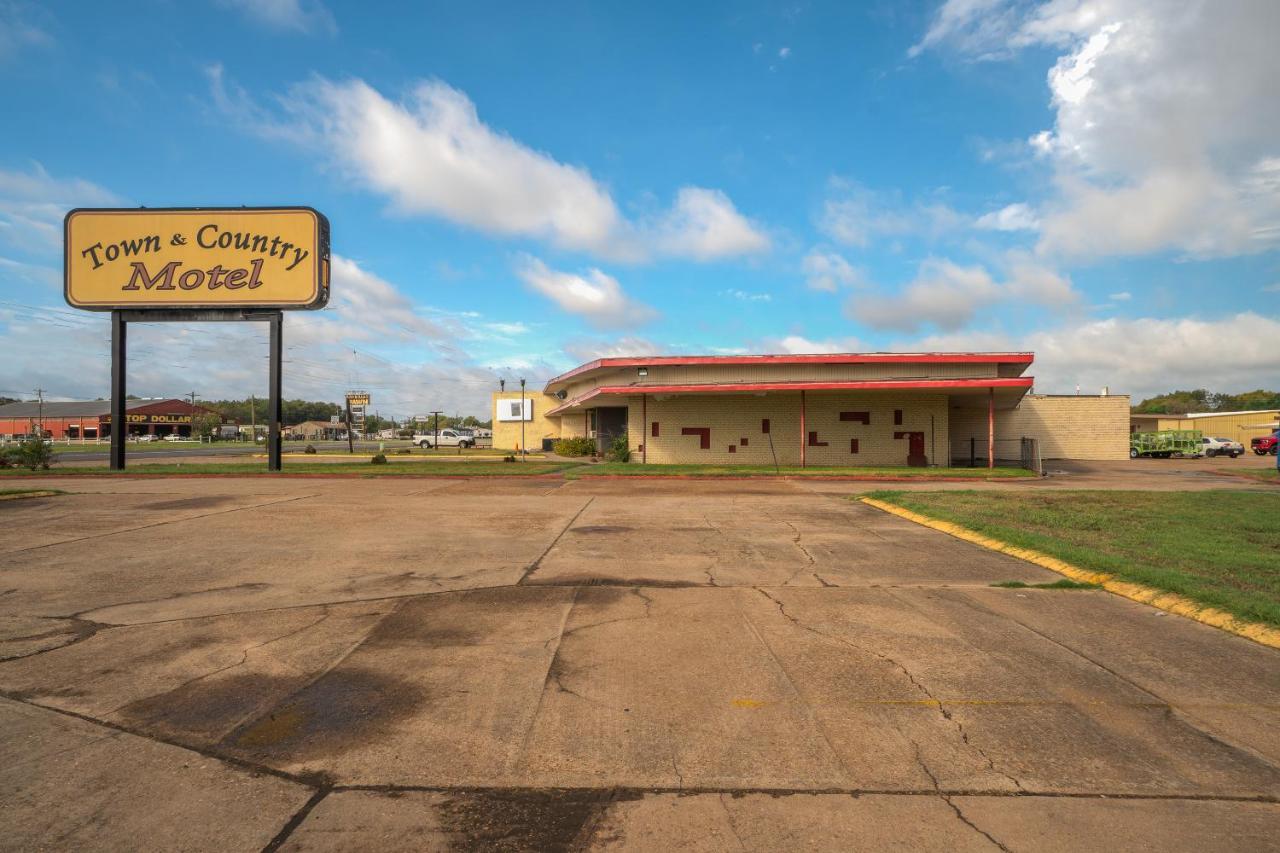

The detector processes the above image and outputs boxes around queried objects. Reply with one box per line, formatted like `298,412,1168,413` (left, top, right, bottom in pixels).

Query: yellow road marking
860,496,1280,651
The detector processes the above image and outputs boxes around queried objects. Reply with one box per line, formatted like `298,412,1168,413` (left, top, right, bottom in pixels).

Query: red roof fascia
545,377,1034,416
544,352,1034,389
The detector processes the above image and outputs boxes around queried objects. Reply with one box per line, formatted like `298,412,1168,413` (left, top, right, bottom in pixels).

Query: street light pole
520,378,526,461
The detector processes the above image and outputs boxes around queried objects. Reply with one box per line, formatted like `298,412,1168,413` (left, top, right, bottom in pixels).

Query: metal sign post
109,309,284,471
67,207,329,473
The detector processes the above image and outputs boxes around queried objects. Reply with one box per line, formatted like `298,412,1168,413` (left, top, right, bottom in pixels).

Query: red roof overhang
544,352,1035,391
545,377,1034,416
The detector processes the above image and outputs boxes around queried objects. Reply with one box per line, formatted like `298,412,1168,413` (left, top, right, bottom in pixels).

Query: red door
908,432,925,457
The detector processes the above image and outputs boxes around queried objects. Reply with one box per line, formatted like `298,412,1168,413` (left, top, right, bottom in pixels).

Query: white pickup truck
411,428,474,449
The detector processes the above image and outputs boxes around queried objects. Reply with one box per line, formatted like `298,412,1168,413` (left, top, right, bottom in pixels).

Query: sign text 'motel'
64,207,330,310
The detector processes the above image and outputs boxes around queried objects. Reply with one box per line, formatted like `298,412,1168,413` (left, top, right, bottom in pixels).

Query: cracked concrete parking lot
1,475,1278,851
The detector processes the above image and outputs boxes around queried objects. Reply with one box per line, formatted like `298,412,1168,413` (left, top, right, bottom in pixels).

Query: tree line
1133,389,1280,415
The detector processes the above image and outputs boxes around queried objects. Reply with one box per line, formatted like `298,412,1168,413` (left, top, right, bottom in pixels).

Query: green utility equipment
1129,429,1202,459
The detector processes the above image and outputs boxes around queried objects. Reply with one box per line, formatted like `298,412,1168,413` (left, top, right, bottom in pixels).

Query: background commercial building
0,398,223,440
1129,410,1280,447
492,352,1130,464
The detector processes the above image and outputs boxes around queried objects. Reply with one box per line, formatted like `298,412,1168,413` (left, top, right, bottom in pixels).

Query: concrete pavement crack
261,787,331,853
513,587,580,766
913,740,1012,852
518,498,595,585
757,588,1024,792
0,494,319,557
949,590,1280,775
718,793,749,851
102,609,336,718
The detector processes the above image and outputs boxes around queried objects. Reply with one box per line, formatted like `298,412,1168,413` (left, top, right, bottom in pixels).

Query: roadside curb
0,490,61,501
859,496,1280,650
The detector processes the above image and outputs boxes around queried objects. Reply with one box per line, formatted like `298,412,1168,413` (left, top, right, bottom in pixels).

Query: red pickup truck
1252,434,1278,455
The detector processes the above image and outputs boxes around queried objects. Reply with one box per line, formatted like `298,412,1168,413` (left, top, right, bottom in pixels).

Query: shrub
503,454,516,462
553,436,597,457
606,433,631,463
304,444,317,454
15,436,54,471
370,453,388,465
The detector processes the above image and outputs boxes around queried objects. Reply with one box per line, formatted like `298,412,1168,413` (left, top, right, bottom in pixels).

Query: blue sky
1,0,1277,416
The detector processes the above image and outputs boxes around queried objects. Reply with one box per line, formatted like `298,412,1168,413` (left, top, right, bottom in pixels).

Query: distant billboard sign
345,393,371,407
65,207,329,310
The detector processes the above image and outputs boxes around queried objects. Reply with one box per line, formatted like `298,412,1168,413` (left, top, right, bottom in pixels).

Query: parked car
1201,436,1243,458
163,434,191,442
1252,434,1278,455
134,434,158,442
412,428,473,449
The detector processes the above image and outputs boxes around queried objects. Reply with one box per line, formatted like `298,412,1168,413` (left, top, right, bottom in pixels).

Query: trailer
1129,429,1203,459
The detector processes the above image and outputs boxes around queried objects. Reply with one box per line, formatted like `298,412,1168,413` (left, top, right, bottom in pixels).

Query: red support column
987,387,995,469
800,390,807,468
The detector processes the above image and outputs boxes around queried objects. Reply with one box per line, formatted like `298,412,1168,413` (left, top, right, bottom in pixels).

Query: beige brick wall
950,395,1130,461
491,391,563,452
621,392,949,466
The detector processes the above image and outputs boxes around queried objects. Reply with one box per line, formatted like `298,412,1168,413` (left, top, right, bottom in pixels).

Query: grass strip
569,463,1035,479
0,488,65,500
864,489,1280,629
0,461,578,477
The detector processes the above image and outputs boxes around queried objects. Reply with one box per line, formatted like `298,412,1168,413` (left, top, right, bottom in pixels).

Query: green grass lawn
570,463,1036,479
865,489,1280,628
0,488,65,498
48,441,262,454
1219,467,1279,483
0,460,578,477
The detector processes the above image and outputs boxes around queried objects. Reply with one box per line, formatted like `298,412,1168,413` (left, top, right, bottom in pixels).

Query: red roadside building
0,398,224,440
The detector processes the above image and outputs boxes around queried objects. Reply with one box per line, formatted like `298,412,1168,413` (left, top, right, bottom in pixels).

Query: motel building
0,398,223,441
492,352,1131,466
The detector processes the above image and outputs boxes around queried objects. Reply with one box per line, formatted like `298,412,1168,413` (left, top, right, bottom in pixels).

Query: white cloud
720,289,772,303
562,336,666,362
0,255,58,289
761,335,865,355
218,0,337,35
211,72,768,263
818,179,963,247
516,256,657,330
912,312,1280,400
915,0,1280,259
1263,283,1280,293
1109,291,1131,301
801,249,862,292
848,254,1077,333
975,202,1039,232
650,187,771,260
779,46,791,58
0,163,122,252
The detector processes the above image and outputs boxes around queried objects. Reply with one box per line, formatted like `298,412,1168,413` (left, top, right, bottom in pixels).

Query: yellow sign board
346,393,371,407
65,207,329,310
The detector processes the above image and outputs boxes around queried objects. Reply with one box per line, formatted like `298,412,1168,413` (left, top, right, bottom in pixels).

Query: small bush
606,433,631,463
503,454,516,462
370,453,388,465
15,437,54,471
554,436,597,457
304,444,318,454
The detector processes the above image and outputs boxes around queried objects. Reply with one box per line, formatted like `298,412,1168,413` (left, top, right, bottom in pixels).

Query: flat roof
547,376,1034,417
545,351,1035,391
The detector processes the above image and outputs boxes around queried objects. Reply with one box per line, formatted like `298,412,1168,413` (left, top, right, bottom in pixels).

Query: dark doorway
595,407,628,455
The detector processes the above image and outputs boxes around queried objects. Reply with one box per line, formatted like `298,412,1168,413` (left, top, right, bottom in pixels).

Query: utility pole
429,410,443,452
32,388,44,439
188,391,197,440
345,398,355,454
520,378,526,461
249,395,257,444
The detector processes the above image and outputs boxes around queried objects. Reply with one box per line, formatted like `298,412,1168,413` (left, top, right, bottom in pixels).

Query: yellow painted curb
0,490,60,502
860,496,1280,650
